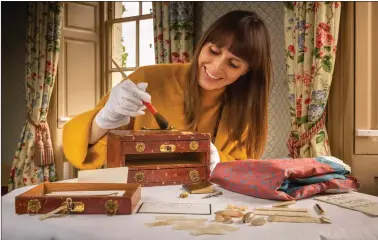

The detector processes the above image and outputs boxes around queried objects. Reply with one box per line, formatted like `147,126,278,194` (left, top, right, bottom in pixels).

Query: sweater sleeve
62,94,110,170
62,66,150,170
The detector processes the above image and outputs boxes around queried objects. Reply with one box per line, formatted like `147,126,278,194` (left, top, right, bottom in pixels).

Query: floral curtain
8,2,63,191
152,2,194,63
285,2,341,158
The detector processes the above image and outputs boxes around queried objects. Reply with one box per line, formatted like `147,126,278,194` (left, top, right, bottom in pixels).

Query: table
2,179,378,240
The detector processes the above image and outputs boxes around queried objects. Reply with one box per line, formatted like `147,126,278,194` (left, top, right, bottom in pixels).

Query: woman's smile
204,66,222,80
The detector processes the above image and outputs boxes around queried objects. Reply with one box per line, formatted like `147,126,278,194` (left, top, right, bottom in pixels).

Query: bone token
173,221,206,230
320,216,332,224
226,204,248,211
190,227,225,236
242,212,255,223
268,215,326,223
215,214,233,223
215,209,244,218
250,217,267,226
145,220,173,227
254,210,310,217
226,204,235,209
255,207,308,212
208,223,239,232
272,200,296,207
238,206,248,211
179,192,189,198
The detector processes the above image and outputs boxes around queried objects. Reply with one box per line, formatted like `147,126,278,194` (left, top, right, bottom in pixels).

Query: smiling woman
185,10,272,160
62,10,272,170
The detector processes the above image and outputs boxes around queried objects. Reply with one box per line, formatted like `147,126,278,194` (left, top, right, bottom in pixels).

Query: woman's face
197,42,249,91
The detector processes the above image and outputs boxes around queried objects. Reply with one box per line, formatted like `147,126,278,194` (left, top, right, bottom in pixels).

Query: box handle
27,199,41,215
189,170,200,183
134,172,145,183
105,200,119,216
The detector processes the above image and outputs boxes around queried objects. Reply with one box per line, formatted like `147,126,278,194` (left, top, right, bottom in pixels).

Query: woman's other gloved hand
209,142,220,173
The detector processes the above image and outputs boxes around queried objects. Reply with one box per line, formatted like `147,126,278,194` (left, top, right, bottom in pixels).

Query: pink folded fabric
209,157,359,200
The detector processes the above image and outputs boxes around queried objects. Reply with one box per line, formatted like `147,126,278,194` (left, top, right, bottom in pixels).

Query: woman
63,10,272,170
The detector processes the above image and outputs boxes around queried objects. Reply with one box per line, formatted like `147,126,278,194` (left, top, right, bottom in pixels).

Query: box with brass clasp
15,182,141,216
106,129,211,187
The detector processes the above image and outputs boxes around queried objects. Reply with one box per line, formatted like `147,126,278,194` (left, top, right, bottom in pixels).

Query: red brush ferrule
143,101,157,115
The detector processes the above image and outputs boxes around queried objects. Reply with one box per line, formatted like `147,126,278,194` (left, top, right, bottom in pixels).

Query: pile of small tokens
214,204,267,226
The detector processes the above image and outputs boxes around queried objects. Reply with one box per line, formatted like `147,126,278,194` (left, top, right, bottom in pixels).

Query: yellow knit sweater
62,63,247,170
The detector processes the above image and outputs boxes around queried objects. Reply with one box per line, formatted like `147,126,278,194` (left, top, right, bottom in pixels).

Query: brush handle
142,101,157,115
111,59,160,118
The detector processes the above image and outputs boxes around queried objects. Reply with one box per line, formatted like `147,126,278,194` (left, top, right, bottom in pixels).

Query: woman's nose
213,58,225,72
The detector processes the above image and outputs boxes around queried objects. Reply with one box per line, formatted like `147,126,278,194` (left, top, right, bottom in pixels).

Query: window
107,2,155,88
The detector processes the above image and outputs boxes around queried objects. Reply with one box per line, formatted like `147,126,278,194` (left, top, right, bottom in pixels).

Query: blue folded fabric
278,156,350,194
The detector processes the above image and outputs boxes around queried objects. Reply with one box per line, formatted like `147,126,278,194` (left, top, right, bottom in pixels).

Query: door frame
328,2,378,196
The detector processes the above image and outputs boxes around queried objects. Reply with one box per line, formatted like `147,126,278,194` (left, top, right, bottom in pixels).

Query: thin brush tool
111,59,170,130
202,191,223,199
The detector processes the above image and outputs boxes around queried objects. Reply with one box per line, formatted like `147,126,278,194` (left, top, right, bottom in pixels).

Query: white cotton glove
95,80,151,129
209,142,220,173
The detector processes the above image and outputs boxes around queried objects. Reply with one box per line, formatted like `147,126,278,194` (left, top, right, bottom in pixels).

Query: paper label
315,193,378,216
78,167,128,184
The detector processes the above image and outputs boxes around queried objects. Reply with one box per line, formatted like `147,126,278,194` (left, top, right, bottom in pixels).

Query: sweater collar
200,87,225,109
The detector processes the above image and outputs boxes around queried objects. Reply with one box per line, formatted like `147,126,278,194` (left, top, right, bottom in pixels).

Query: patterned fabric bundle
209,156,359,200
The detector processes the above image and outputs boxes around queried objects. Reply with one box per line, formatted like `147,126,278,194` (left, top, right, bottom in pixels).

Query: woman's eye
230,62,239,69
210,48,220,55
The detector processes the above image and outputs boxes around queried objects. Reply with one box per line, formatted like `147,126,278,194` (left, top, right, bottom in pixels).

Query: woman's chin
199,80,216,91
199,77,222,91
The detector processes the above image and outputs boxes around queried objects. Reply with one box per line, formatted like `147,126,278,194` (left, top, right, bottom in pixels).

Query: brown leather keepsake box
106,130,211,186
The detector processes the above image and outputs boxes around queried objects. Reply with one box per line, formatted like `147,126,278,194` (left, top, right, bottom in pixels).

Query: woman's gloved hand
209,142,220,173
95,80,151,129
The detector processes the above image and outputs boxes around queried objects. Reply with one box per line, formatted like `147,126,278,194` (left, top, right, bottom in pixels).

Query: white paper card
45,191,125,196
78,167,129,183
138,202,212,215
315,193,378,216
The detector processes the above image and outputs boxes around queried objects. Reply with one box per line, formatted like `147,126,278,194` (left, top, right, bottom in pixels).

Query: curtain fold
284,2,341,158
153,1,194,63
8,2,63,191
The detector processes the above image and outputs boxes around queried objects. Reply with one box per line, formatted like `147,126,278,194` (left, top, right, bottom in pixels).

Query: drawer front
127,167,208,186
122,140,209,154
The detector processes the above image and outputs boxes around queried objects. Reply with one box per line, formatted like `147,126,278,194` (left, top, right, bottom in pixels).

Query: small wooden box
107,130,211,186
15,182,141,215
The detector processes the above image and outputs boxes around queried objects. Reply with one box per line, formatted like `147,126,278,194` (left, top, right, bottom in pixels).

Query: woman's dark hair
184,10,272,159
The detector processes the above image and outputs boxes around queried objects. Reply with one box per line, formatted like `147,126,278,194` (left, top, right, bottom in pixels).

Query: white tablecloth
2,179,378,240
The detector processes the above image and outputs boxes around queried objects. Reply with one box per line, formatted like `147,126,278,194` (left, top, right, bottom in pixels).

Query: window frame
105,2,153,89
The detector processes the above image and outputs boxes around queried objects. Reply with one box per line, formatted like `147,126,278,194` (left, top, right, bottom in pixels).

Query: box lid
108,130,211,142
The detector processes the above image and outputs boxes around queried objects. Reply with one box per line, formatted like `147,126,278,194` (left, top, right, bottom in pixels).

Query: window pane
139,19,155,66
114,2,139,18
142,2,152,15
111,71,134,88
112,21,136,68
